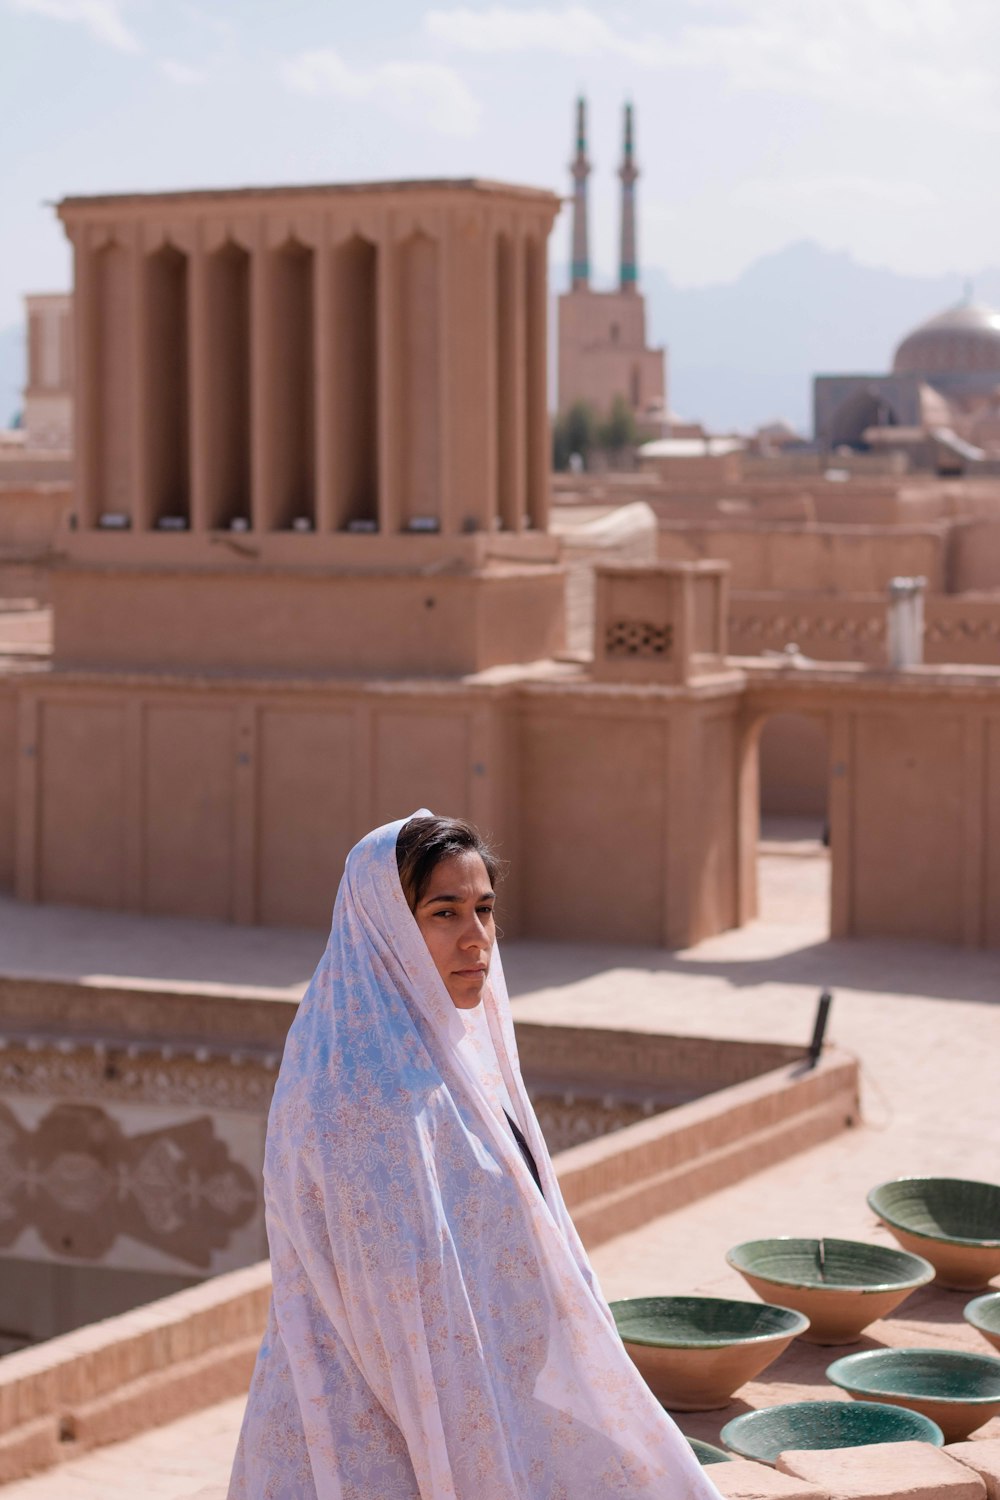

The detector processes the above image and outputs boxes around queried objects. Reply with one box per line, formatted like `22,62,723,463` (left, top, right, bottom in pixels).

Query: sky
4,0,1000,329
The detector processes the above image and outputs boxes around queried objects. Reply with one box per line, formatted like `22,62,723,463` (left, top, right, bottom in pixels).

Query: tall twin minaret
570,97,591,290
568,98,639,293
618,102,638,294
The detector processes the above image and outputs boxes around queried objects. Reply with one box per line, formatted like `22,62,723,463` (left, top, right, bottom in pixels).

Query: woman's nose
460,914,488,948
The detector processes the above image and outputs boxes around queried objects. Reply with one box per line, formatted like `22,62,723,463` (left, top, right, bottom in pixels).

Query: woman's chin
448,982,486,1010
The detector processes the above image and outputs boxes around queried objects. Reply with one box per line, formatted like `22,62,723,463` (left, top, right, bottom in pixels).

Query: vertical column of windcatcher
570,96,591,290
619,101,638,294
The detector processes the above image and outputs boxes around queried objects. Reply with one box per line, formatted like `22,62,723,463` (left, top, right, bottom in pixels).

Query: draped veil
228,814,720,1500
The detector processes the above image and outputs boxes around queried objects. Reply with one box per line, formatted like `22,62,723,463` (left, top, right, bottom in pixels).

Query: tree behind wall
553,397,638,471
598,394,638,455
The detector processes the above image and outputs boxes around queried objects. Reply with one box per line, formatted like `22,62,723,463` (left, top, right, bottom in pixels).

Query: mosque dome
893,300,1000,376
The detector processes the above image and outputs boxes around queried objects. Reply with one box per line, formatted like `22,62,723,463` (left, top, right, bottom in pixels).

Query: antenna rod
807,990,833,1068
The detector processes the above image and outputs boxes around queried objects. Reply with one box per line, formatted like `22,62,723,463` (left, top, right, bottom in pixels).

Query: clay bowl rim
610,1293,810,1350
720,1398,944,1465
726,1235,935,1295
965,1292,1000,1342
826,1346,1000,1409
686,1437,732,1465
867,1176,1000,1249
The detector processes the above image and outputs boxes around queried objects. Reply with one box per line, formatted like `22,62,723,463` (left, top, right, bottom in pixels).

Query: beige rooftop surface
1,839,998,1495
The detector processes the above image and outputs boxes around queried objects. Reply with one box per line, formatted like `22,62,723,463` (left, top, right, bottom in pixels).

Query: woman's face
413,851,496,1010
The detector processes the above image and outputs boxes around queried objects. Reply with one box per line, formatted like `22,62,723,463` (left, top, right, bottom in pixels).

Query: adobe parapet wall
0,657,747,946
3,644,1000,949
730,591,1000,666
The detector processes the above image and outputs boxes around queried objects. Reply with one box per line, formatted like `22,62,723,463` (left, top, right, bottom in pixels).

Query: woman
228,813,719,1499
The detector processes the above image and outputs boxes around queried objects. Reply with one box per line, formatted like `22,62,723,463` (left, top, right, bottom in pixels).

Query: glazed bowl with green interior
720,1399,943,1467
686,1437,732,1465
965,1292,1000,1354
867,1177,1000,1290
725,1236,934,1345
826,1346,1000,1442
610,1295,809,1411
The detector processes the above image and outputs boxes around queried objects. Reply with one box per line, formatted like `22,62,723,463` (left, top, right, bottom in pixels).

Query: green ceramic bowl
867,1177,1000,1289
611,1295,809,1410
726,1237,934,1344
720,1399,944,1467
687,1437,732,1465
827,1346,1000,1442
965,1292,1000,1354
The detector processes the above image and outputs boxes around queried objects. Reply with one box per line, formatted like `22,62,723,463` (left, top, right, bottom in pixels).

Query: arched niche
205,240,251,530
329,233,378,530
494,231,518,531
145,242,190,526
397,230,441,528
93,240,134,522
270,236,315,530
523,234,547,529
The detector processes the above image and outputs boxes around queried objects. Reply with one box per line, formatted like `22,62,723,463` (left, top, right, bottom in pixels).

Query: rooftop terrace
0,838,997,1496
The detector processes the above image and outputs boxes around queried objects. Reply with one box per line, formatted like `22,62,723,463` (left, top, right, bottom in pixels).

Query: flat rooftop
57,177,559,213
0,838,998,1494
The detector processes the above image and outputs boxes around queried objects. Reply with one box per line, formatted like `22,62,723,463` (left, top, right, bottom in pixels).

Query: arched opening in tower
829,390,899,450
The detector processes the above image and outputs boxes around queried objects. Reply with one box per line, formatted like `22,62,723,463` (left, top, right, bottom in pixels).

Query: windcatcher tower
51,178,563,678
618,101,638,294
570,96,591,290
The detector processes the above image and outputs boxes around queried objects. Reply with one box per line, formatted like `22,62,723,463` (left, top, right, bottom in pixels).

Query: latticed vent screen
604,619,672,657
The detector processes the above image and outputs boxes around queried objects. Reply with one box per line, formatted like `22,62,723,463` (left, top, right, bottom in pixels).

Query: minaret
570,96,591,290
618,101,638,294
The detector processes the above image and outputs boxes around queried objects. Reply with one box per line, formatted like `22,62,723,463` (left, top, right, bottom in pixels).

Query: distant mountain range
568,241,1000,433
4,240,998,438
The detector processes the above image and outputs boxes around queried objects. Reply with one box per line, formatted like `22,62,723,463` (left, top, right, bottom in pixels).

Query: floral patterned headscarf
229,815,719,1500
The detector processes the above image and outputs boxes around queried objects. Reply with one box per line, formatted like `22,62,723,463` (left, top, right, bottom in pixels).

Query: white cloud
649,0,1000,131
424,5,666,65
159,58,208,86
280,48,481,137
425,0,1000,130
8,0,142,52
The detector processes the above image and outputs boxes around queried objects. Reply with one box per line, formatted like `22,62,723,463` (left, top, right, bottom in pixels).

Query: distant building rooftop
639,436,744,459
893,299,1000,376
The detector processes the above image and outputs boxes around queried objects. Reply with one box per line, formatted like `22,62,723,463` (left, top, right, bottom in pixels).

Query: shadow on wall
759,713,829,825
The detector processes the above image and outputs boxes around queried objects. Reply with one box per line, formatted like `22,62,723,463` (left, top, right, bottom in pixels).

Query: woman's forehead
421,851,492,896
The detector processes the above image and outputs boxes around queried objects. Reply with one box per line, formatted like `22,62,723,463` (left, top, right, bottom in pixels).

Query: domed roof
893,300,1000,376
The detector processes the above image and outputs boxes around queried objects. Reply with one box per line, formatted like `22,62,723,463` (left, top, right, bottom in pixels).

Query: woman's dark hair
395,816,502,913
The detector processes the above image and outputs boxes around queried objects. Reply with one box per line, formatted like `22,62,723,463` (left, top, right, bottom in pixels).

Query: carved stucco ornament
0,1101,256,1268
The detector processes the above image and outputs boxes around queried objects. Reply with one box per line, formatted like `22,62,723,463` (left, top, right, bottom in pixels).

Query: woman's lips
455,966,487,976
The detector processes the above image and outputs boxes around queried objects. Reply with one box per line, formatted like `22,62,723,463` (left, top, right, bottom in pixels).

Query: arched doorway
829,389,899,450
755,712,830,932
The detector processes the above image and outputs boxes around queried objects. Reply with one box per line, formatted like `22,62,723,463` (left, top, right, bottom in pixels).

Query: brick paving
1,840,998,1495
